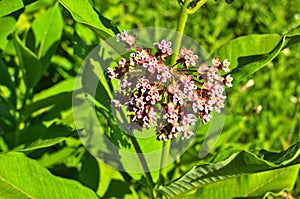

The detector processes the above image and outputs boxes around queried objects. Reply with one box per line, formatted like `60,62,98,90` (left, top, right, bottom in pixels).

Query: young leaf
0,152,99,199
159,142,300,198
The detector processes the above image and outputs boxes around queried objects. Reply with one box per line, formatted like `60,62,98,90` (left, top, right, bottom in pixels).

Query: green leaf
32,3,63,65
0,17,16,50
215,34,281,70
181,166,299,199
13,34,43,89
0,0,23,17
159,142,300,199
0,152,99,199
58,0,114,39
13,123,74,151
215,32,300,83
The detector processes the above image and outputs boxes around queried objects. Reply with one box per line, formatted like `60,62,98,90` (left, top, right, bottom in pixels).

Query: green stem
161,0,207,184
129,136,155,199
171,0,190,65
159,140,171,182
186,0,207,14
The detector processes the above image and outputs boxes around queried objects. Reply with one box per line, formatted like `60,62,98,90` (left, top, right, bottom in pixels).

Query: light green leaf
0,0,23,17
13,123,74,151
32,4,63,64
13,34,43,89
0,152,99,199
181,166,299,199
215,34,281,71
215,32,300,83
58,0,114,39
0,17,16,50
159,142,300,199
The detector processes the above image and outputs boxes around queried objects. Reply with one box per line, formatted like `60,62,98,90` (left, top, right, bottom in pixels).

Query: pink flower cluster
106,30,233,141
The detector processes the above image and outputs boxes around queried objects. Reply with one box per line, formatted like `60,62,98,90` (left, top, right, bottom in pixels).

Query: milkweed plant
106,30,233,141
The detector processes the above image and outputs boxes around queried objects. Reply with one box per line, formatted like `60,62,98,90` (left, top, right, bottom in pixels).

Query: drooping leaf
58,0,114,39
215,32,300,83
31,3,63,66
159,142,300,199
22,92,73,118
180,165,299,199
0,17,16,50
12,123,74,151
13,34,43,89
0,152,99,199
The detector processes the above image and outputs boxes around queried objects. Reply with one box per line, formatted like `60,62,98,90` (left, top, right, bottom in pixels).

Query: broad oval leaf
159,142,300,199
0,152,99,199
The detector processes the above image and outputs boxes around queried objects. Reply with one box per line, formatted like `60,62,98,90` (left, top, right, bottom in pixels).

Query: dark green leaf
13,123,74,151
78,150,100,191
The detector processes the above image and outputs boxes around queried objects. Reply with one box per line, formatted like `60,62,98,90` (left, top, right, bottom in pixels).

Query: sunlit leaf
0,0,24,18
215,32,300,83
58,0,115,39
159,142,300,198
0,152,99,199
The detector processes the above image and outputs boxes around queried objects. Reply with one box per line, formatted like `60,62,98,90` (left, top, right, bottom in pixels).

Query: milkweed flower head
106,30,233,141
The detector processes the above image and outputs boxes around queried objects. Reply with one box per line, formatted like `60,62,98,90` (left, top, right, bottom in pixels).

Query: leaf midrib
0,175,34,198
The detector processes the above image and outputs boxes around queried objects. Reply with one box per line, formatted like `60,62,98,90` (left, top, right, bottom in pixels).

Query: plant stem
171,0,190,65
159,140,171,181
161,0,207,184
129,136,155,199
